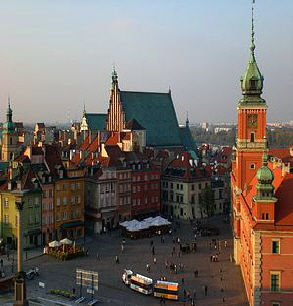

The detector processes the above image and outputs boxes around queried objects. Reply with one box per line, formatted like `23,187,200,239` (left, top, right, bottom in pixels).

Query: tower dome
256,152,274,183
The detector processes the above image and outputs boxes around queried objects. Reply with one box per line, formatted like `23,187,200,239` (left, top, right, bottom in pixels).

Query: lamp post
14,200,28,306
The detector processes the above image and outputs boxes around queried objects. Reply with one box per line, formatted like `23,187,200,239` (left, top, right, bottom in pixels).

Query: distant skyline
0,0,292,124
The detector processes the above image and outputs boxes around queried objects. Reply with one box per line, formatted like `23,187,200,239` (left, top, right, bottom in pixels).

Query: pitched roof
120,91,182,147
85,113,107,131
179,125,197,151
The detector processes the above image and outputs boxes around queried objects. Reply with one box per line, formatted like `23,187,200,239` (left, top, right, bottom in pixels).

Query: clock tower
234,3,267,191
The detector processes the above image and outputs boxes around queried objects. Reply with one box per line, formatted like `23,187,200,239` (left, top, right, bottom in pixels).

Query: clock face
248,114,258,128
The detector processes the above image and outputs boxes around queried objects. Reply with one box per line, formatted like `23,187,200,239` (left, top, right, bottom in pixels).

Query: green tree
199,185,215,218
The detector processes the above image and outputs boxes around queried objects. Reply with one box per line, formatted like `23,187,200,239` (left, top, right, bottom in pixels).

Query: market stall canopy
49,240,61,247
60,238,72,245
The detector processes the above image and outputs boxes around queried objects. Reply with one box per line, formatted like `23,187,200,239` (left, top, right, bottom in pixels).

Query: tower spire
250,0,256,56
240,0,264,100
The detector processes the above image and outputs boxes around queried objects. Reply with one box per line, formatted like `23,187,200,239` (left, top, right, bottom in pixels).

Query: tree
199,185,215,218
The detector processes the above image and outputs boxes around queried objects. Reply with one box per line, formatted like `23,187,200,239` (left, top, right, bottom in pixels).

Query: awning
60,220,84,229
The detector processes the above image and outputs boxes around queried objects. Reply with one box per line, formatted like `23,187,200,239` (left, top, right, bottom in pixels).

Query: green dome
256,165,274,183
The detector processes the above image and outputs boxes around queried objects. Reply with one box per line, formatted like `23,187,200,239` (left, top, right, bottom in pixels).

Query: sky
0,0,292,125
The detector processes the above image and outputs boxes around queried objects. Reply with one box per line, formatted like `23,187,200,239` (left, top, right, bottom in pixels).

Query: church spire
186,111,189,127
240,0,264,101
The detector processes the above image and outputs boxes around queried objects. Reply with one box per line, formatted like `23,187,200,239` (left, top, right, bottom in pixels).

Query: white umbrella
49,240,61,247
60,238,72,245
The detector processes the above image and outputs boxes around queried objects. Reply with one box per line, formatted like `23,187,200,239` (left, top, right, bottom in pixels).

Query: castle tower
252,152,277,222
234,2,267,191
2,99,18,161
106,69,126,132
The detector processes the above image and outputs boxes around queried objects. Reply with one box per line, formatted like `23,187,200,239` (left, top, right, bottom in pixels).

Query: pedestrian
165,260,168,270
0,258,3,268
229,254,233,262
152,246,155,256
193,289,196,300
150,240,153,247
115,255,119,264
121,244,124,253
204,285,208,296
181,277,185,285
96,253,100,261
153,257,157,264
72,287,76,294
224,240,227,248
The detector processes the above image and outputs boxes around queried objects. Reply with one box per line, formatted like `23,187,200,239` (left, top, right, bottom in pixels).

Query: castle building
231,3,293,305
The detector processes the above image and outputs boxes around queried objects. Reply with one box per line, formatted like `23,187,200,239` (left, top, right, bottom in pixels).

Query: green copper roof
179,125,197,152
239,2,266,106
3,101,15,133
256,153,274,183
85,113,106,131
120,91,182,147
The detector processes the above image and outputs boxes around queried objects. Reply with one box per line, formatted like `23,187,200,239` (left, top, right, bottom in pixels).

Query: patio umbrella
48,240,61,247
60,238,72,245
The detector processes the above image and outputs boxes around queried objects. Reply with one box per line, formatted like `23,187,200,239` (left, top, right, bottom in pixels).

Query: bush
49,288,77,300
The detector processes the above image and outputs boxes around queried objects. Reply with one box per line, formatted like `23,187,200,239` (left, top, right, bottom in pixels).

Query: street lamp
14,199,28,306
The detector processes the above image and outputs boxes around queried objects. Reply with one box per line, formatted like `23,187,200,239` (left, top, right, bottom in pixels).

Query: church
80,69,196,152
231,3,293,306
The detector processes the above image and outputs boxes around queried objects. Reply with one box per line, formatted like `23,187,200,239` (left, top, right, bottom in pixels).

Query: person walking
96,253,100,261
0,258,3,268
153,257,157,264
115,255,119,264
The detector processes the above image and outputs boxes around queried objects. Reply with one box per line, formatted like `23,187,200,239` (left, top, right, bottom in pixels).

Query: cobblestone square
1,216,248,306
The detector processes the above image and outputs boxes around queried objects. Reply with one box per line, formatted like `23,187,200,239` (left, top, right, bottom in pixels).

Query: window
250,163,255,169
198,183,201,190
43,190,47,198
63,197,67,205
250,132,255,143
219,189,223,199
191,184,195,191
271,302,281,306
56,184,61,191
4,198,8,208
56,212,61,221
71,184,75,190
49,189,53,197
76,183,80,190
56,198,61,206
34,197,39,206
63,211,67,220
270,272,280,292
4,214,9,224
170,183,173,189
272,240,280,254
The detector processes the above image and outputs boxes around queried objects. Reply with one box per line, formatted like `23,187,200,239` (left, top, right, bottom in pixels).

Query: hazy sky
0,0,292,125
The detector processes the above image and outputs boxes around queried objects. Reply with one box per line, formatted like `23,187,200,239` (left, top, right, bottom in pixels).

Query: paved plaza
1,216,248,306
